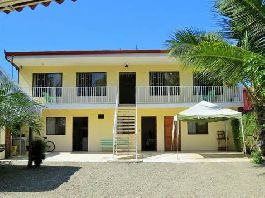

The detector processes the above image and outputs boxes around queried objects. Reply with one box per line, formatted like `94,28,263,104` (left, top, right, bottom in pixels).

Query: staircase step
117,119,135,121
117,131,136,133
117,124,135,127
117,120,135,122
117,129,135,132
117,120,135,123
117,115,135,117
116,145,135,147
116,149,136,152
117,126,135,129
117,132,136,135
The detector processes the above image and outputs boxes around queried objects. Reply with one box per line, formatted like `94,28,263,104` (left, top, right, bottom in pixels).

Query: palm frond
166,28,222,57
216,0,265,55
184,41,261,84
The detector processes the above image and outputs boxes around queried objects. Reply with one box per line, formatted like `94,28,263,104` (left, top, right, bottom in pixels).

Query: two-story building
5,50,243,154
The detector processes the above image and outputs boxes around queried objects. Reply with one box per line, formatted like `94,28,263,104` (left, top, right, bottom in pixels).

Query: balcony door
119,72,136,104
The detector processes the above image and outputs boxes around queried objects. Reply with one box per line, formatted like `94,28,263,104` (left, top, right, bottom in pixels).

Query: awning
174,101,242,122
172,101,246,155
0,0,77,14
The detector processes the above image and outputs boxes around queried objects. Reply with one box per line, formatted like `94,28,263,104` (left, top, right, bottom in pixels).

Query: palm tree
167,1,265,154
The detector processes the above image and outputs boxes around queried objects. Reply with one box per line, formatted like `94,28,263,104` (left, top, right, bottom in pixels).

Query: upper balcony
22,86,243,108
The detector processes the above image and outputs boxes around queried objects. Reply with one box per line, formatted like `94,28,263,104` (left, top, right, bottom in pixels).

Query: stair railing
112,87,119,158
135,102,138,160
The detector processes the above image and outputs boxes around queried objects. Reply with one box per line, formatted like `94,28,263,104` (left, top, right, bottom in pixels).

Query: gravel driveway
0,161,264,197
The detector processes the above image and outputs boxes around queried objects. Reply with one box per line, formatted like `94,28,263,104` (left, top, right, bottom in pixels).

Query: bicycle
43,137,56,152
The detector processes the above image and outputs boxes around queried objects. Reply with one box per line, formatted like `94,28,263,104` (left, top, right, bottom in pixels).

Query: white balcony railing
22,86,243,105
23,86,118,104
136,86,243,104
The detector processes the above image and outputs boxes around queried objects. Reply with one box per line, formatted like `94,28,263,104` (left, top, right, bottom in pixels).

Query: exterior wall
41,108,236,152
19,64,192,89
181,120,235,151
42,109,114,152
17,58,238,152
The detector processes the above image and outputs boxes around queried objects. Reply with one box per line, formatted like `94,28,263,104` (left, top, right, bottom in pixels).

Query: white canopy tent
172,101,246,156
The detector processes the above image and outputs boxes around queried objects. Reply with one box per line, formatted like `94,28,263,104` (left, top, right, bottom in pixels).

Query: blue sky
0,0,219,79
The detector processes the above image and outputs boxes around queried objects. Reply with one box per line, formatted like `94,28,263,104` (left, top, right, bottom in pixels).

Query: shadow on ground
0,165,80,192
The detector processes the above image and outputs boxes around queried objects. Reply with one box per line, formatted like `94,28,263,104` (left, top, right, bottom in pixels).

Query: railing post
167,86,170,103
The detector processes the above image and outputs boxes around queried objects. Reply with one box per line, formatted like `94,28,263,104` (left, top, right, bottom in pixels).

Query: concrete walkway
41,151,249,163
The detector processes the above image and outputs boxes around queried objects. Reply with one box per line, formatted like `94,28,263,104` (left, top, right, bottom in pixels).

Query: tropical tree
166,0,265,154
0,74,42,167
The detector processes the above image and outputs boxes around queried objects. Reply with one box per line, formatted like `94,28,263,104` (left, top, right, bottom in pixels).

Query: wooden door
164,116,180,151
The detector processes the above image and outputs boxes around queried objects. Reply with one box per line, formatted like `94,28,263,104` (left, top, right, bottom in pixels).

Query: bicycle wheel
46,141,55,152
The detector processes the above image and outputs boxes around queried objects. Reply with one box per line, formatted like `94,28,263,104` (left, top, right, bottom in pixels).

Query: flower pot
11,145,17,156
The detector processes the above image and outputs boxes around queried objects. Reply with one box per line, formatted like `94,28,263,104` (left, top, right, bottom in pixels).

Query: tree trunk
253,102,265,155
27,127,33,168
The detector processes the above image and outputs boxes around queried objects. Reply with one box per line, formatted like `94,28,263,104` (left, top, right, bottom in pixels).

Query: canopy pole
224,120,228,152
176,120,179,160
240,117,247,155
171,120,175,151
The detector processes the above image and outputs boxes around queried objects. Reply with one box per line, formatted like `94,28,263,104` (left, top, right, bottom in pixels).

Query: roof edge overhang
5,50,170,70
5,49,169,57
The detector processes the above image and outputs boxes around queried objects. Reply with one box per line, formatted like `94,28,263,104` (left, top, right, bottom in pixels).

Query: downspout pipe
4,50,20,83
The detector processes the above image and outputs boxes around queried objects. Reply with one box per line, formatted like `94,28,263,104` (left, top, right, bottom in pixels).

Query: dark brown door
119,72,136,104
73,117,88,151
141,117,157,151
164,116,180,151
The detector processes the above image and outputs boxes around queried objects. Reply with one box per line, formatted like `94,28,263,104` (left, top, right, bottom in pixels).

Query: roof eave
4,50,169,57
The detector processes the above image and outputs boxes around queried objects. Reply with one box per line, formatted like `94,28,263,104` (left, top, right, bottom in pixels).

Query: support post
176,121,180,160
171,120,175,151
240,118,247,155
224,120,228,152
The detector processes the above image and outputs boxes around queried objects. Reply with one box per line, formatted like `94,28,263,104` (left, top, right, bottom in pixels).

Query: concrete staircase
114,106,138,159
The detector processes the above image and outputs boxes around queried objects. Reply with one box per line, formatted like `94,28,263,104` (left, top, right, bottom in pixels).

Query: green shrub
243,113,260,154
251,150,263,164
32,139,46,167
231,119,242,151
